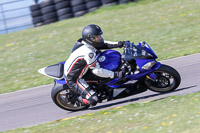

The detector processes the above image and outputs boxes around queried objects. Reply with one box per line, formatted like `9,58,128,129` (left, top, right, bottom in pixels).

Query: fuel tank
97,50,121,71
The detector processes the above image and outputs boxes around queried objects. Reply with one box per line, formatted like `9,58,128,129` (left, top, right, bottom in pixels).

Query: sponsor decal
89,53,94,59
98,56,106,62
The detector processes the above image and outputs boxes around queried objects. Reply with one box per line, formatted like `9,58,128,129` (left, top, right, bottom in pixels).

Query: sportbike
38,41,181,111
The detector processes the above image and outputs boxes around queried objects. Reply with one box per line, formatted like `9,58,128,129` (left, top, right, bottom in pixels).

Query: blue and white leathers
64,40,118,79
63,39,121,101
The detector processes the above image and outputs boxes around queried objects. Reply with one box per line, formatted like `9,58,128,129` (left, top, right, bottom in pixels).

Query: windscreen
123,42,154,61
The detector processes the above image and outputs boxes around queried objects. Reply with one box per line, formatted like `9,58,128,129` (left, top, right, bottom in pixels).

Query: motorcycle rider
64,24,126,106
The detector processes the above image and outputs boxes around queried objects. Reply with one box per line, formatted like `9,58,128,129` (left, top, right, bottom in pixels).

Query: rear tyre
51,82,89,111
144,64,181,93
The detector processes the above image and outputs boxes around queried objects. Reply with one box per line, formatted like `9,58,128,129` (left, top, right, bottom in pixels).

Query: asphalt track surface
0,53,200,132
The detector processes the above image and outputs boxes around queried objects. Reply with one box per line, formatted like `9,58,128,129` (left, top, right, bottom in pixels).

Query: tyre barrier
71,0,87,17
40,0,54,8
54,0,73,21
30,0,138,26
118,0,131,4
101,0,118,6
88,6,99,12
55,1,71,9
30,4,43,27
71,0,85,6
86,0,101,12
41,0,58,25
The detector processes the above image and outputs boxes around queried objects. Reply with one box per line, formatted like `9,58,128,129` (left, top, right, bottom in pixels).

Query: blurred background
0,0,42,34
0,0,135,34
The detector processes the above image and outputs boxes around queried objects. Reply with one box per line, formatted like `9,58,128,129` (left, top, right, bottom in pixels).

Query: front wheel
51,83,89,111
144,64,181,93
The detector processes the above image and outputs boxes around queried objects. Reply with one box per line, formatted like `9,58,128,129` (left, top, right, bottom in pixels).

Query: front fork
146,73,157,81
145,62,161,81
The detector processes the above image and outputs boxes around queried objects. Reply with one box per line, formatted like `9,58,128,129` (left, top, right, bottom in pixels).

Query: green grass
0,0,200,94
4,91,200,133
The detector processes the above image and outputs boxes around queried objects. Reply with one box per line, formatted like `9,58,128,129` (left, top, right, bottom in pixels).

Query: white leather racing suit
64,38,121,100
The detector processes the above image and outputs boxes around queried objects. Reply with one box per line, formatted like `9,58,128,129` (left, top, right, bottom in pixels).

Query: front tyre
51,83,89,111
144,64,181,93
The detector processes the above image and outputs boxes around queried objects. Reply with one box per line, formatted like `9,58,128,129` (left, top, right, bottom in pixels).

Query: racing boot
78,92,98,106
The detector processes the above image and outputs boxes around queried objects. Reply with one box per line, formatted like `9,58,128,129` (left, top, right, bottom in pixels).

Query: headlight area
142,61,156,70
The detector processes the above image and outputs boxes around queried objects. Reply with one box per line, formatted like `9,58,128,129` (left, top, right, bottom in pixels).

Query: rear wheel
51,83,89,111
144,64,181,93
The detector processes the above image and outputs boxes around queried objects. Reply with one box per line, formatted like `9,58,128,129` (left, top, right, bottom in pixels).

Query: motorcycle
38,41,181,111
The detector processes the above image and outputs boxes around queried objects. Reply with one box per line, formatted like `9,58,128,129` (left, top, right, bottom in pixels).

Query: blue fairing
55,78,66,84
135,59,155,71
55,61,66,84
59,61,65,65
97,50,121,71
106,62,161,88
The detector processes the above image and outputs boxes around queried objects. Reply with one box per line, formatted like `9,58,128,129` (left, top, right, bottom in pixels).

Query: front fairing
137,41,158,59
123,41,158,61
106,41,160,88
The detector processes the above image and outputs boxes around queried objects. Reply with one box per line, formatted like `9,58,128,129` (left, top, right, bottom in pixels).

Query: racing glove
118,40,130,48
114,71,126,79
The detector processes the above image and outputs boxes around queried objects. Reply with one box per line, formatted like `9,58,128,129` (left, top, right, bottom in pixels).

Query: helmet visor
91,34,104,43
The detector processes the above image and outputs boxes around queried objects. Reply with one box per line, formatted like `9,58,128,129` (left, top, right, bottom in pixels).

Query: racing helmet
82,24,104,48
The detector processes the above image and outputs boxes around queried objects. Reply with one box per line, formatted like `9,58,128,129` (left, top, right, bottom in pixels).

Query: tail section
38,63,64,80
